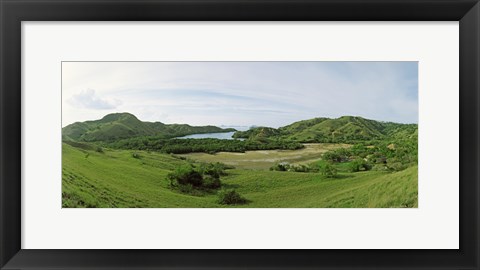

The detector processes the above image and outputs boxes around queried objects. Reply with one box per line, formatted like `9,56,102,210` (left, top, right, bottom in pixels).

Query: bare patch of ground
179,143,350,170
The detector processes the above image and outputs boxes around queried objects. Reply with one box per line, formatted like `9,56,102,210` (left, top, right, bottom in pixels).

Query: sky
62,62,418,128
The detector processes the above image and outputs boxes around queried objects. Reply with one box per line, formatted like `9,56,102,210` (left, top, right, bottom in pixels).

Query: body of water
176,131,244,140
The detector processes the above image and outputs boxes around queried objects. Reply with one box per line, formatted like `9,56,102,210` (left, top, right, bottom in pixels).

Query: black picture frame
1,0,479,269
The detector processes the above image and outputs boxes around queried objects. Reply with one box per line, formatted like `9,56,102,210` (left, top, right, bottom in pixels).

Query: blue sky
62,62,418,127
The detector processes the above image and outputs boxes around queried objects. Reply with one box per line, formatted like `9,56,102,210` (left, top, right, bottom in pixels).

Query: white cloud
68,89,120,110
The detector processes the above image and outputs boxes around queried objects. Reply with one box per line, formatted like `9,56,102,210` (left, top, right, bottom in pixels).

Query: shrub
387,162,406,171
270,162,290,171
203,175,221,189
199,162,229,178
290,164,311,172
322,148,351,163
167,165,203,187
386,158,407,171
178,183,194,194
372,164,389,171
349,158,372,172
167,163,229,194
217,189,247,205
321,163,337,178
271,163,318,173
212,162,235,171
305,163,320,173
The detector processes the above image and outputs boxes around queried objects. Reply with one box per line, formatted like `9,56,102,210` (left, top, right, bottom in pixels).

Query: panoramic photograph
62,62,418,208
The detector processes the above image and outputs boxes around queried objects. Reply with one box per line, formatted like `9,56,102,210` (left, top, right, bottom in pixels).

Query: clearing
178,143,350,170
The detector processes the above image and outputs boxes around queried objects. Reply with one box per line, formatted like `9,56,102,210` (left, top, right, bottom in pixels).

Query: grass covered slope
226,166,417,208
62,143,213,208
62,143,417,208
62,112,235,142
234,115,417,143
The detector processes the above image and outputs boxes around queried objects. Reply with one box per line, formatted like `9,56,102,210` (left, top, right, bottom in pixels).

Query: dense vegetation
321,139,417,171
167,162,237,197
104,137,304,154
270,161,338,178
62,112,235,142
217,189,247,205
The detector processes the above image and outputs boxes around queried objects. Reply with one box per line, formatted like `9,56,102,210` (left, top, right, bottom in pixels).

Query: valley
62,142,417,208
179,143,349,170
62,113,418,208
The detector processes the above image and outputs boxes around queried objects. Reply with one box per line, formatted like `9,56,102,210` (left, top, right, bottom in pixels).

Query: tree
349,158,372,172
217,189,247,205
167,165,203,187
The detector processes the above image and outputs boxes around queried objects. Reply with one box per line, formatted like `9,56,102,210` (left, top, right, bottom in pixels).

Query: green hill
62,113,235,142
234,116,417,143
232,127,281,141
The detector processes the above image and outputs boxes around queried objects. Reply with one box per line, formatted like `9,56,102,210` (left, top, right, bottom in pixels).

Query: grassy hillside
232,127,281,141
62,112,235,142
234,116,417,143
62,143,417,208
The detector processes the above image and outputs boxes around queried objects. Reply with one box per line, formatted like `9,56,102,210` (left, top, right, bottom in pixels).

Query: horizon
62,111,417,129
62,62,418,127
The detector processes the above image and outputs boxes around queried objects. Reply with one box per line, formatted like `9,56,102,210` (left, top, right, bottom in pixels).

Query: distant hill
232,127,281,142
62,113,235,142
234,116,417,143
63,113,417,143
